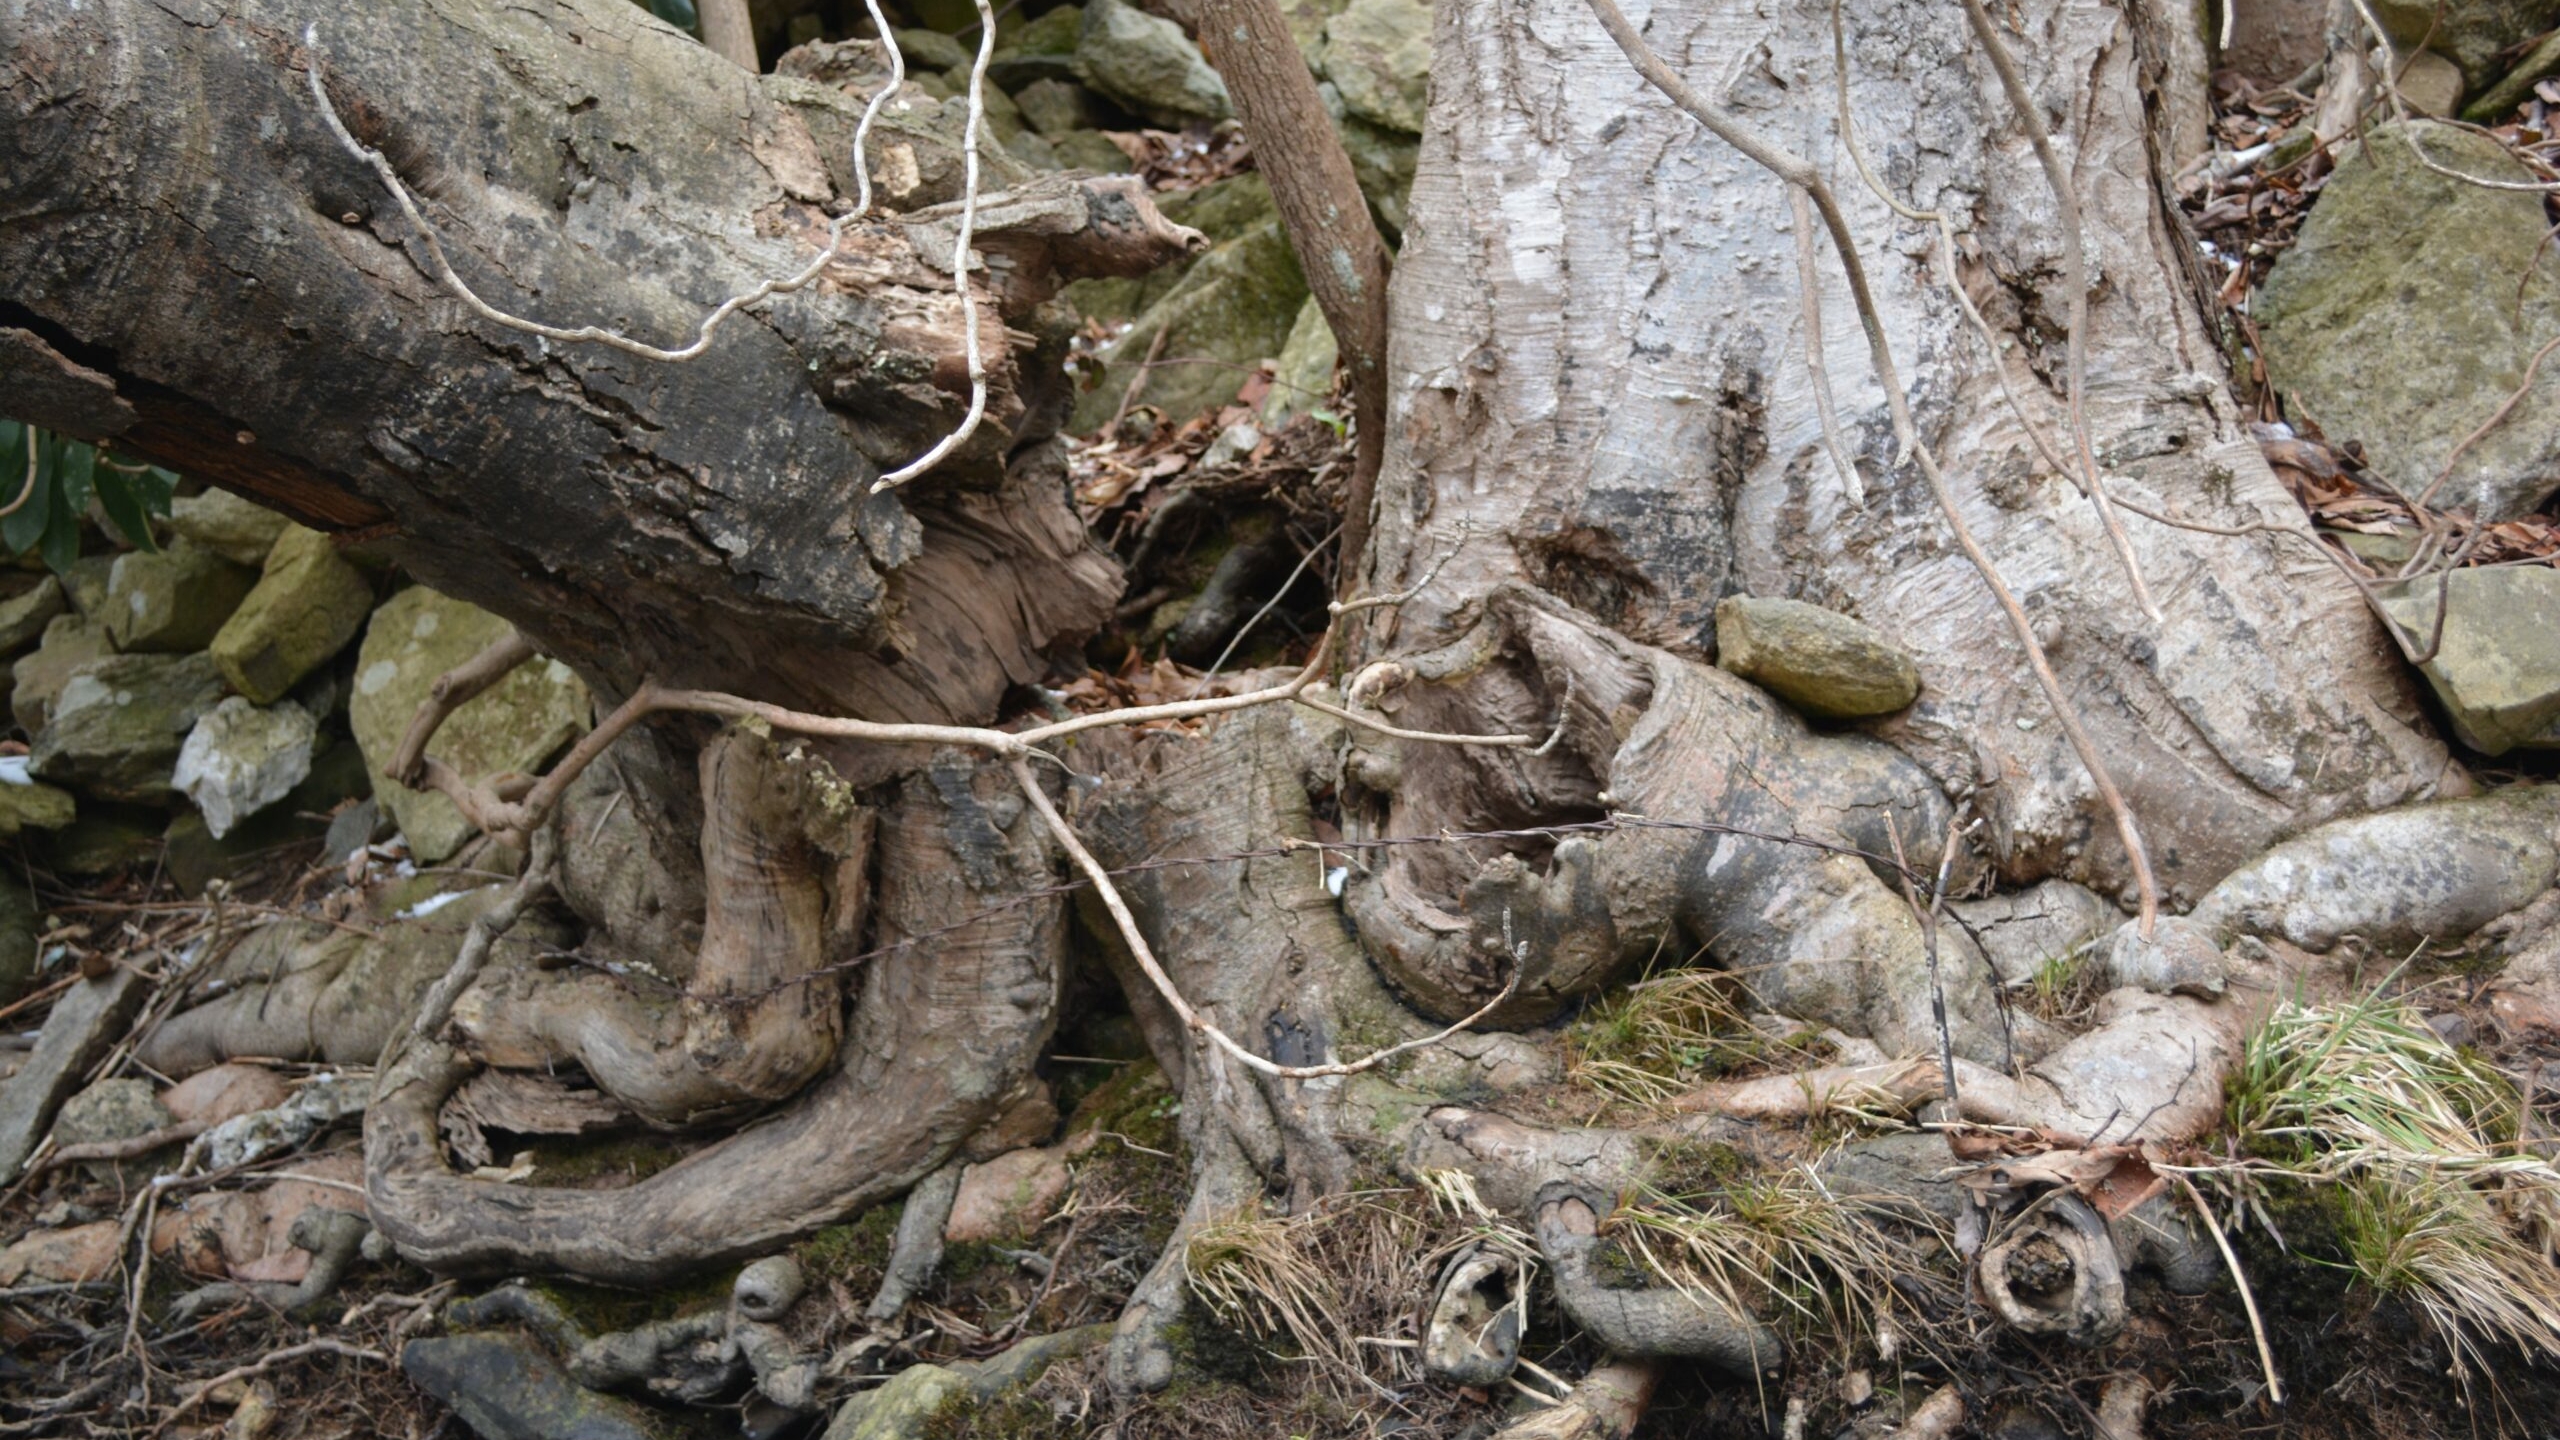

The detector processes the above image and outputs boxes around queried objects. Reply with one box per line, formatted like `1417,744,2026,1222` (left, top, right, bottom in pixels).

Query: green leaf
94,467,161,553
40,439,93,575
2,429,52,558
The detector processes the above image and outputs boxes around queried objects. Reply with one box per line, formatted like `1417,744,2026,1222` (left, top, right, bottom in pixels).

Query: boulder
1050,130,1134,173
52,1075,177,1181
1261,296,1340,427
0,777,77,839
2366,0,2560,94
55,555,113,620
2391,49,2464,118
988,3,1082,89
1713,595,1920,720
1069,220,1310,430
1012,77,1096,137
211,525,374,705
1062,171,1279,325
41,808,163,875
11,613,113,734
2377,566,2560,755
30,651,227,803
1321,0,1431,133
349,587,592,862
0,577,63,656
173,697,318,839
892,26,971,72
103,540,257,653
403,1333,671,1440
1075,0,1230,126
2256,123,2560,519
166,738,366,895
165,488,290,568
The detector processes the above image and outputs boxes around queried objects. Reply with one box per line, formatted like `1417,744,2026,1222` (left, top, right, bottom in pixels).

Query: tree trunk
0,0,2504,1403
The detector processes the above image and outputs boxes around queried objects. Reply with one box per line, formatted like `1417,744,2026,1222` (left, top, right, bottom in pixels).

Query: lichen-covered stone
165,488,290,568
30,651,227,803
52,1075,176,1182
402,1333,670,1440
0,577,63,657
1049,129,1133,174
348,587,591,862
2376,565,2560,754
1261,296,1340,427
1075,0,1230,126
1331,103,1418,242
1713,596,1920,720
1321,0,1431,133
1068,217,1310,432
2367,0,2560,93
11,614,111,735
103,540,257,653
173,697,318,839
0,778,77,839
892,26,969,72
210,524,374,704
2257,123,2560,519
56,555,112,620
1012,77,1095,137
987,2,1081,89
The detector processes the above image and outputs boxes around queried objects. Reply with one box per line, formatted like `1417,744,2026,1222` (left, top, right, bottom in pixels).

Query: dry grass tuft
1564,968,1832,1109
1603,1161,1930,1342
2219,991,2560,1370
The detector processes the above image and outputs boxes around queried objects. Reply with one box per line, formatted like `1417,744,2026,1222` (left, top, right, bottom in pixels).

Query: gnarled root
1976,1189,2127,1345
365,756,1063,1285
447,725,870,1128
1341,588,2005,1061
1531,1181,1782,1376
1490,1357,1658,1439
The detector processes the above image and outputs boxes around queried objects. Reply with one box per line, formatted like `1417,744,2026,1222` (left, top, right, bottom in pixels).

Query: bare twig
165,1338,392,1423
1788,188,1865,505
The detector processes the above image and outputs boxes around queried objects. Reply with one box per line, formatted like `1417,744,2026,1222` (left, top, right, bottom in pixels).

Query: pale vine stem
1579,0,2161,934
301,13,986,488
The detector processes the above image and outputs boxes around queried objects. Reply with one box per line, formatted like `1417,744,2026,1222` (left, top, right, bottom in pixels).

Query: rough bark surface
1358,0,2453,910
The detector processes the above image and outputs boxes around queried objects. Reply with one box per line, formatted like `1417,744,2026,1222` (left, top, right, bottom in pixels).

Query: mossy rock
1067,218,1309,432
211,525,375,705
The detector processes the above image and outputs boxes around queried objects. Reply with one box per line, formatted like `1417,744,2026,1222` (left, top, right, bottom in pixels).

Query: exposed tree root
366,757,1062,1285
1531,1181,1783,1377
1489,1357,1659,1439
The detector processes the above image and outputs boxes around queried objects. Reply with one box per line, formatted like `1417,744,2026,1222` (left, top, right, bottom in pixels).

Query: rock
1049,129,1134,173
164,738,365,896
30,651,227,803
1320,0,1431,133
2192,787,2560,952
1075,0,1230,126
2465,28,2560,122
41,808,163,875
1713,596,1920,720
0,967,149,1179
1260,297,1339,427
0,873,37,1007
348,587,592,862
1949,880,2118,989
1061,171,1276,326
53,1077,173,1149
1331,105,1418,242
2217,0,2327,86
174,697,318,839
0,1220,120,1286
2100,915,2227,998
1012,77,1095,136
150,1151,365,1283
103,540,258,653
55,555,113,620
321,796,390,867
0,577,63,656
1068,218,1310,432
166,489,290,568
988,3,1083,89
892,26,970,72
12,613,114,734
946,1146,1072,1242
403,1333,671,1440
0,777,77,839
2391,48,2465,117
824,1363,969,1440
2366,0,2560,95
52,1075,177,1181
211,525,375,705
2256,123,2560,520
161,1064,292,1128
2377,567,2560,754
